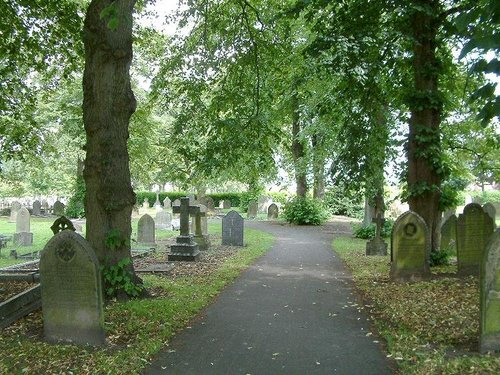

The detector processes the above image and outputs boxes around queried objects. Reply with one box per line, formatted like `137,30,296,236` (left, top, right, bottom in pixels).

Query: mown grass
0,225,274,374
333,235,500,375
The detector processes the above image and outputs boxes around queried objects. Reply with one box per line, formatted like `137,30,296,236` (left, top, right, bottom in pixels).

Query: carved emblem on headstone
50,216,76,235
56,241,76,262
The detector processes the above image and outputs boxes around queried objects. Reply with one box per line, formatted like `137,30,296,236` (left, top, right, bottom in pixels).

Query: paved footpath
144,221,393,375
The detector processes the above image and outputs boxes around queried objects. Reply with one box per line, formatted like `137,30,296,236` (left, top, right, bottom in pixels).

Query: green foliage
105,228,128,251
100,257,143,298
207,193,242,208
469,190,500,204
323,187,364,219
65,173,85,218
353,219,394,239
439,176,469,211
282,196,329,225
430,248,453,267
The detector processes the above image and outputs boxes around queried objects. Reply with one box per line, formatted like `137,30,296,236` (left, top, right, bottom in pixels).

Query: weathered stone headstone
32,200,41,216
154,193,162,212
191,204,210,250
483,203,496,225
223,200,232,210
9,201,21,223
390,211,430,281
206,197,215,212
172,199,181,216
169,197,200,261
13,207,33,246
366,213,387,256
41,200,49,214
53,200,65,216
142,198,149,209
156,210,172,230
247,200,257,219
40,230,105,346
440,214,457,253
267,203,279,220
258,195,272,213
137,214,156,245
480,229,500,353
457,203,495,275
222,210,244,247
162,196,172,211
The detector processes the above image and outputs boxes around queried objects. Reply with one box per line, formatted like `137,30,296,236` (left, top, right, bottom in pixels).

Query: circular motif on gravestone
404,223,417,237
56,240,76,262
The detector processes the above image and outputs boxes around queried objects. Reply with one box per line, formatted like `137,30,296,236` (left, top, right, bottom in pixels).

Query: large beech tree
82,0,138,280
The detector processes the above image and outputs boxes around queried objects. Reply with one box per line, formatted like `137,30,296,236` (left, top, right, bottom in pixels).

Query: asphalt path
144,220,393,375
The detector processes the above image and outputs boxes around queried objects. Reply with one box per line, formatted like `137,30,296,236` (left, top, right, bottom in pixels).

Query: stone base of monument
365,237,387,256
194,234,211,251
169,236,200,261
13,232,33,246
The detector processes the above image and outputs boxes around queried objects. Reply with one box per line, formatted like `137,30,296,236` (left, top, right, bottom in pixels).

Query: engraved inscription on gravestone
40,230,105,346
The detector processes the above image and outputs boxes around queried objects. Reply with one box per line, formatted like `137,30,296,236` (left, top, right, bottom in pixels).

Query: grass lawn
0,223,274,374
332,235,500,375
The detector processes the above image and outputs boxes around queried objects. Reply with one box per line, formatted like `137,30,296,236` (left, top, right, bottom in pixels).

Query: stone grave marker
247,200,257,219
480,228,500,353
390,211,430,281
206,197,215,212
191,204,210,250
137,214,155,246
9,201,21,223
457,203,495,275
41,200,49,214
440,214,457,253
53,200,65,216
169,197,200,261
483,203,496,225
223,199,231,210
40,229,105,346
258,195,272,213
172,199,181,216
163,196,172,211
366,213,387,256
156,210,172,230
32,200,41,216
222,210,244,247
154,193,162,212
13,207,33,246
142,198,149,209
267,203,279,220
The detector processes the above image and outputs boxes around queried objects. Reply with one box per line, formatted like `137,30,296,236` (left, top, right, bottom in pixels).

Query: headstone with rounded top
40,230,105,346
13,207,33,246
222,210,244,247
366,213,387,256
9,201,21,223
457,203,495,275
247,200,257,219
390,211,430,282
206,197,215,212
42,200,49,214
137,214,156,246
440,214,457,253
162,196,172,211
223,200,232,210
483,203,496,226
32,200,41,216
480,229,500,353
267,203,279,220
53,200,65,216
156,210,172,230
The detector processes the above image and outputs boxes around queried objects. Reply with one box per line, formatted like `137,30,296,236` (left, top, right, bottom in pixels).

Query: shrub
207,193,242,208
323,188,363,219
430,248,453,267
66,174,86,218
282,197,329,225
353,219,394,239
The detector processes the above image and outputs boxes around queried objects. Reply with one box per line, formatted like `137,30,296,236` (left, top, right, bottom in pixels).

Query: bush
323,188,363,219
207,193,242,208
66,174,86,218
282,197,329,225
353,219,394,239
430,248,453,267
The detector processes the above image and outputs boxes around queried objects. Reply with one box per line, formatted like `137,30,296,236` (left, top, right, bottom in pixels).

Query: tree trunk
312,133,325,201
291,91,308,197
407,0,443,254
82,0,138,273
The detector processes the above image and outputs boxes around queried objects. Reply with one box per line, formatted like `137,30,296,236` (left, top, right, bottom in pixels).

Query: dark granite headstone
40,230,105,346
457,203,495,275
53,200,65,216
480,229,500,353
222,210,244,246
32,200,41,216
390,211,430,281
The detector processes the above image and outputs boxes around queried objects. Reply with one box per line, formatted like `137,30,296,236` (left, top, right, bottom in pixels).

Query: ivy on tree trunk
82,0,138,275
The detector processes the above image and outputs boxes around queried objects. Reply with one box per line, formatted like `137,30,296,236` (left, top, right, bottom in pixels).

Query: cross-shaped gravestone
192,204,210,250
372,213,385,238
169,197,201,261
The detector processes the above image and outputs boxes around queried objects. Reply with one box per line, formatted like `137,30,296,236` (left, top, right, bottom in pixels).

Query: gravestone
154,193,162,212
9,201,21,223
440,214,457,253
222,210,244,246
247,200,258,219
219,200,224,209
142,198,149,209
53,200,65,216
42,200,49,214
223,200,231,210
267,203,279,220
366,213,387,256
163,196,172,211
188,194,196,204
457,203,495,275
137,214,156,245
390,211,430,281
206,197,215,212
258,195,272,213
480,229,500,353
172,199,181,216
13,207,33,246
156,210,172,230
32,200,41,216
191,204,210,250
169,197,200,261
40,230,105,346
483,203,496,225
